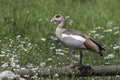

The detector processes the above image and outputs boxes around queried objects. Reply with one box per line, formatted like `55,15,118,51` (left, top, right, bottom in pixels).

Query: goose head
51,14,65,23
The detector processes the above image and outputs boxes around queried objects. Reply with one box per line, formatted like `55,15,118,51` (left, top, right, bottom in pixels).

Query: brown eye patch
55,15,60,18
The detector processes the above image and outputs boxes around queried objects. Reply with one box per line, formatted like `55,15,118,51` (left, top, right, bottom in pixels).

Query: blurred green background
0,0,120,79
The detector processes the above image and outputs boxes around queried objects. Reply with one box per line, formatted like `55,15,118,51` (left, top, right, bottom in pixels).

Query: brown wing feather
84,38,100,53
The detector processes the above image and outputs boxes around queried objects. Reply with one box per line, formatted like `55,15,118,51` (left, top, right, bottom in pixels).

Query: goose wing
62,29,104,54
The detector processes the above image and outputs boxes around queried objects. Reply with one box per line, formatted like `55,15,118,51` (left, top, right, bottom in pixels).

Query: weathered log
14,65,120,77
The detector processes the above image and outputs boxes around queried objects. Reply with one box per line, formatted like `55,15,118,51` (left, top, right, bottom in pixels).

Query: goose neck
58,20,66,28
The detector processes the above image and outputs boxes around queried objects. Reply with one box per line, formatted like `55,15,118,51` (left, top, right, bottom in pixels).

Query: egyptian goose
51,14,105,68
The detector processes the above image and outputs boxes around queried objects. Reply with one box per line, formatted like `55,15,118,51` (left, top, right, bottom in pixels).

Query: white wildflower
4,37,8,39
98,35,104,39
31,68,38,71
50,36,57,40
18,44,24,48
46,18,49,21
54,73,59,77
107,21,113,25
15,64,20,68
116,75,120,80
75,55,80,59
58,62,61,65
94,34,100,37
55,48,67,54
56,49,63,52
22,75,29,78
56,52,64,55
38,18,42,22
28,42,31,46
10,57,16,67
11,63,16,68
21,67,26,70
25,37,30,40
113,27,119,30
113,46,119,49
1,51,5,54
49,46,55,50
48,65,52,68
21,41,26,44
51,43,55,46
0,71,16,80
94,61,96,63
1,63,9,68
41,38,46,41
40,62,46,67
104,54,114,59
65,16,70,19
114,31,119,35
0,54,5,57
86,63,90,66
26,10,29,14
9,38,12,41
26,63,33,68
48,58,52,61
69,20,74,26
90,30,96,33
23,48,28,52
95,26,101,30
16,35,21,38
103,29,112,32
31,75,38,79
9,44,12,47
19,77,26,80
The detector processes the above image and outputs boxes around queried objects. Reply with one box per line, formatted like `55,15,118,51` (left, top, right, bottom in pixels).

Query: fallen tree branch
13,65,120,77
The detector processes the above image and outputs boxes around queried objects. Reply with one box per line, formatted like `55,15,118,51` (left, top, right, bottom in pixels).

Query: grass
0,0,120,79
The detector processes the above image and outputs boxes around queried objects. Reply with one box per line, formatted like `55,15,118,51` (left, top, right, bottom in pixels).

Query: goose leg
67,50,76,68
79,51,83,66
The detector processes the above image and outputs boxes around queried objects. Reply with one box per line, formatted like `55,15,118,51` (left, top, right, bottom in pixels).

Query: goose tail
90,38,105,56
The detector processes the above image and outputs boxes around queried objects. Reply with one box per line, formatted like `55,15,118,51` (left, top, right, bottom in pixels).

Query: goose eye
55,15,60,18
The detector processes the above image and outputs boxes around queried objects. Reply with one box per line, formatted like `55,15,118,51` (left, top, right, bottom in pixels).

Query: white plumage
61,34,86,42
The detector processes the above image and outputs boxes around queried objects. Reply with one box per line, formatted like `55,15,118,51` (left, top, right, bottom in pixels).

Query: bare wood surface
13,65,120,77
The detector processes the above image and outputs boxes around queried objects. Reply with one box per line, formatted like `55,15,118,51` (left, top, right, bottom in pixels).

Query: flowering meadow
0,0,120,80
